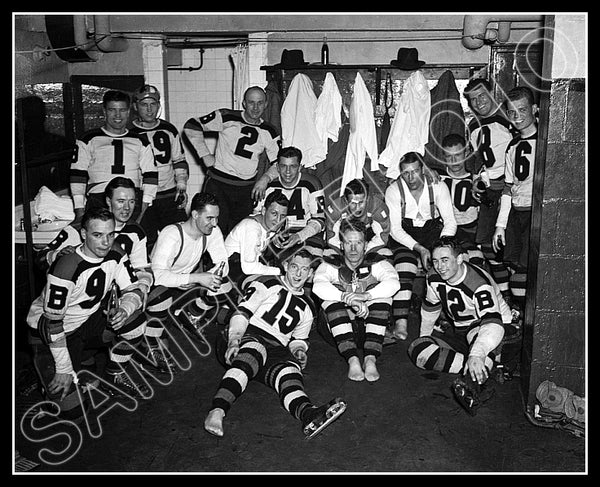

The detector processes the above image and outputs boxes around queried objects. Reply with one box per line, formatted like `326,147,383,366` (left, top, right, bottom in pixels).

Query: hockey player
407,236,510,415
254,146,326,261
183,86,281,235
464,78,513,299
70,90,158,224
325,178,391,259
313,219,400,382
204,249,346,439
130,84,189,250
26,207,154,409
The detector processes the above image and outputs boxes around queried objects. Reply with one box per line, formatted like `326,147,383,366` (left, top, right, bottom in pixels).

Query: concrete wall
522,15,586,409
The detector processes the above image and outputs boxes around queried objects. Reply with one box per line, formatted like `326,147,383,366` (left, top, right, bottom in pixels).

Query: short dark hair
285,247,319,270
278,146,303,164
264,191,289,210
343,179,369,200
463,78,493,98
81,207,114,231
104,177,136,200
399,151,424,170
442,133,466,149
505,86,536,106
103,90,131,108
431,235,462,257
190,192,219,213
339,218,367,242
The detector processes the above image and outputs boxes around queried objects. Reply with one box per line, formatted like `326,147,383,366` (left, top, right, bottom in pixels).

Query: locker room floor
14,311,586,474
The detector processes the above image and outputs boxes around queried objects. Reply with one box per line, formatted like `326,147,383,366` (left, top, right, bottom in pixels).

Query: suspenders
396,178,436,220
172,223,207,267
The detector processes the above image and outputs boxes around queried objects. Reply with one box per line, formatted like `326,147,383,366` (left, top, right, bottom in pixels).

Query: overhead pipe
73,15,128,59
462,15,543,50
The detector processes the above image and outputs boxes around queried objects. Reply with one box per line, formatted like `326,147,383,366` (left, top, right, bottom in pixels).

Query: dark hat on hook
390,48,426,70
274,49,309,68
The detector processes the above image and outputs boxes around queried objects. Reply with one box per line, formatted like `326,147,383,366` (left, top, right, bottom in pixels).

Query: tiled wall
141,39,268,199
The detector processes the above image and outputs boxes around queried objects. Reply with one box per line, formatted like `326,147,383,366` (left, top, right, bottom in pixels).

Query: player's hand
293,349,308,369
464,355,488,385
175,188,188,209
225,341,240,365
282,233,301,249
417,245,432,271
271,230,289,249
251,175,270,202
48,372,74,401
73,208,85,224
50,245,77,263
492,227,505,253
194,272,223,292
108,307,130,330
350,299,369,319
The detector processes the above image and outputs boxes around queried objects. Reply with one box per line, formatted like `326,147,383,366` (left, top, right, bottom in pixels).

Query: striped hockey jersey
70,127,158,208
27,245,140,336
234,275,316,349
440,171,479,226
504,131,537,209
183,109,280,180
130,119,189,193
467,111,513,182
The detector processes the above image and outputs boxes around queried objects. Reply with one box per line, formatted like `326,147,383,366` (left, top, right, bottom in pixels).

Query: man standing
130,84,189,250
70,90,158,224
464,78,513,299
384,152,457,341
183,86,281,235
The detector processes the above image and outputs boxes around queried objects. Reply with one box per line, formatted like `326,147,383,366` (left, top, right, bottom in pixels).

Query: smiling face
262,202,288,231
465,84,497,118
242,88,267,124
283,255,314,291
432,245,463,282
277,156,301,187
81,217,116,259
193,204,220,236
505,96,538,134
106,186,136,225
103,100,130,134
135,97,160,124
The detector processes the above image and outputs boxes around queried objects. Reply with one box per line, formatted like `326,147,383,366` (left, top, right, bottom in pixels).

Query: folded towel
33,186,75,222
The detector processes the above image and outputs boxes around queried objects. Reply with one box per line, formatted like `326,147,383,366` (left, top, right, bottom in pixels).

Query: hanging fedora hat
390,47,426,70
274,49,309,68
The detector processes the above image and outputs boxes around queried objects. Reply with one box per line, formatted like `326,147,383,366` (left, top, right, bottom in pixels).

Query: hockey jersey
183,109,280,180
504,131,537,209
70,127,158,208
467,111,513,183
235,275,316,349
130,119,189,193
27,245,139,336
440,171,479,226
255,172,325,232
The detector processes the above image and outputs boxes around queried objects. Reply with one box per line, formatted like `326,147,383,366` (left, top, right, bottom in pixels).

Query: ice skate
451,376,495,416
302,397,347,440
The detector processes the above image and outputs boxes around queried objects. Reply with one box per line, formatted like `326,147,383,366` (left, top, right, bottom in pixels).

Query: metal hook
167,48,204,72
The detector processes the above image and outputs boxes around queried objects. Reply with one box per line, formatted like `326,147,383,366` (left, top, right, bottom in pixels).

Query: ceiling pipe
73,15,128,59
462,15,543,50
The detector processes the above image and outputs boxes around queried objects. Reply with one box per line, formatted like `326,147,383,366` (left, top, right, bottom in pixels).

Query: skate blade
451,380,479,416
304,400,347,440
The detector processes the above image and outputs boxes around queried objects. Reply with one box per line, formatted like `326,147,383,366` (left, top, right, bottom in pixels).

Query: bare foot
204,408,225,437
393,319,408,340
363,356,380,382
347,356,365,381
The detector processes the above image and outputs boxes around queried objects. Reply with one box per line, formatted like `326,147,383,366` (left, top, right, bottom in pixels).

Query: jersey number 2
234,126,259,159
